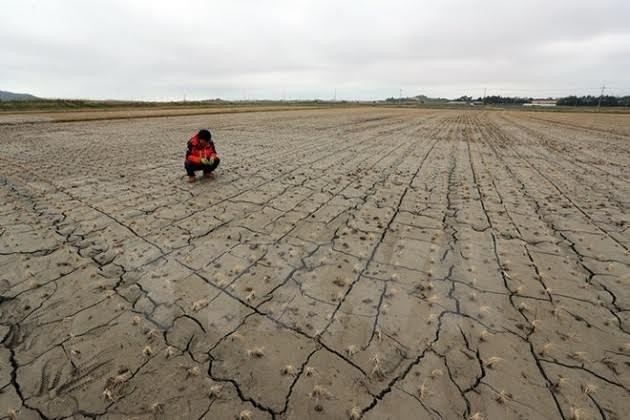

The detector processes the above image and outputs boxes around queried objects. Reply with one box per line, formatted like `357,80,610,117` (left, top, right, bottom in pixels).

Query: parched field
0,108,629,420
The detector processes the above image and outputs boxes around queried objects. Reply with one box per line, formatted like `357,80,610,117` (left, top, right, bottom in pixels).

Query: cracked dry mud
0,108,629,420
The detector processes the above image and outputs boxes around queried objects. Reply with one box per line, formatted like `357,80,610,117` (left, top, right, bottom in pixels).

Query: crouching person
185,129,220,182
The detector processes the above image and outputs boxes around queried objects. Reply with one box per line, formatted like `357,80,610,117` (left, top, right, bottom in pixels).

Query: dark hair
198,129,212,141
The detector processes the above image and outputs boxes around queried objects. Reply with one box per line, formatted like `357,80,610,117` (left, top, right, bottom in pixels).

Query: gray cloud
2,0,629,100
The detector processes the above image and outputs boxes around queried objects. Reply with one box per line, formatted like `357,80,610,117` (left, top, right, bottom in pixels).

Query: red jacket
185,134,218,164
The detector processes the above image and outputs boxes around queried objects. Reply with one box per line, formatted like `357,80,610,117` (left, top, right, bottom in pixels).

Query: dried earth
0,108,629,419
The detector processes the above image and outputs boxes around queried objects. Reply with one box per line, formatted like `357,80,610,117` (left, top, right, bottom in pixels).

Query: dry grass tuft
581,383,597,395
478,305,491,318
371,353,385,379
349,406,362,419
530,319,542,331
495,389,513,404
238,410,253,420
540,342,553,356
304,366,318,377
151,402,164,415
281,365,297,376
145,328,160,340
102,388,114,401
569,407,587,420
310,385,333,399
247,347,265,358
568,351,588,363
550,376,568,393
427,295,439,307
385,287,398,298
333,277,347,287
186,366,201,377
309,385,333,411
418,380,430,399
208,384,223,398
165,346,177,358
346,344,359,356
191,298,209,311
484,356,503,369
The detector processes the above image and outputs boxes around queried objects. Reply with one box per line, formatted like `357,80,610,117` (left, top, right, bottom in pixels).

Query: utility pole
483,87,487,103
597,83,606,112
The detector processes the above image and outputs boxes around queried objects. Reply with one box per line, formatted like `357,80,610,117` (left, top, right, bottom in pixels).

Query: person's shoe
188,176,197,183
204,172,216,179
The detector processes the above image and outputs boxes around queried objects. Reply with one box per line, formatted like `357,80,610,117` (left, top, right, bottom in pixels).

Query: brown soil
0,108,628,419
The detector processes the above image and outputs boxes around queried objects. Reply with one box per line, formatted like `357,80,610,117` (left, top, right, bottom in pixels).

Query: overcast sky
2,0,629,100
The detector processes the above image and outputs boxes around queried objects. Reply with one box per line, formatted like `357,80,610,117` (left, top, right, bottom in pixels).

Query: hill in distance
0,90,40,101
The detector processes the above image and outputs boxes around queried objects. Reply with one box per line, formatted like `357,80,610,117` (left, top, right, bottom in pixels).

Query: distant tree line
455,95,533,104
477,96,533,105
556,95,630,107
454,94,630,107
384,95,448,103
380,94,630,107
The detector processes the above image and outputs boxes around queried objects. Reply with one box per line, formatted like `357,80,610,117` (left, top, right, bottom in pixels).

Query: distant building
523,99,557,107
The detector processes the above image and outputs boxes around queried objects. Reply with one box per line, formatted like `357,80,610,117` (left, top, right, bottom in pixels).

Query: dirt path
0,109,628,419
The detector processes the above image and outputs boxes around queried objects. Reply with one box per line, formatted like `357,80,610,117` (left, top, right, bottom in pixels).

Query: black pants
185,158,220,176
